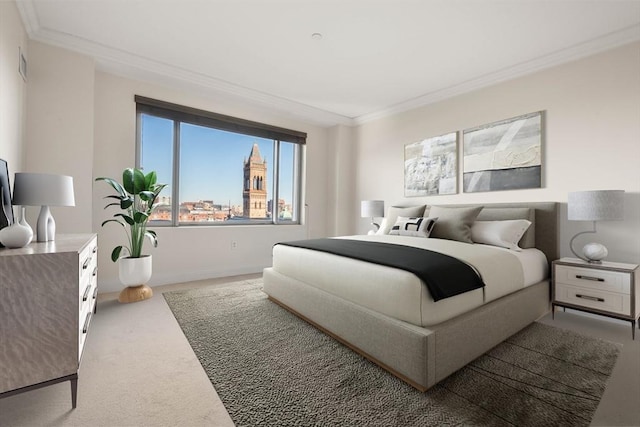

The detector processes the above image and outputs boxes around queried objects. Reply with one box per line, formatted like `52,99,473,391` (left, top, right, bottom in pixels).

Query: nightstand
552,257,640,339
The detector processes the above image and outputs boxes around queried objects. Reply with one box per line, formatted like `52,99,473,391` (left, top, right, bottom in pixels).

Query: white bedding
271,235,548,327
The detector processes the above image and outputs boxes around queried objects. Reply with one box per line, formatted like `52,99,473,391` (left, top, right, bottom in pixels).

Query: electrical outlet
231,241,238,250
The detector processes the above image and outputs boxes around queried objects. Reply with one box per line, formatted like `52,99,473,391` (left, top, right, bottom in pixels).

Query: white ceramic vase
118,255,153,286
0,206,33,248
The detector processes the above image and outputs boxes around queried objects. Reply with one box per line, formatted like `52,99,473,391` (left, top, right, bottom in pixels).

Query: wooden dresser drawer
78,237,98,359
78,260,98,309
78,237,98,293
555,283,630,316
78,273,97,358
555,265,630,294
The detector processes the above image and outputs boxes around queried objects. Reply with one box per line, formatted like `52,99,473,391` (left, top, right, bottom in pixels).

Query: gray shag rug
164,280,621,427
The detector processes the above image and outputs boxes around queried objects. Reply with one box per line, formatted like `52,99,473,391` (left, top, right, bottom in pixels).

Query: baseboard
98,265,265,293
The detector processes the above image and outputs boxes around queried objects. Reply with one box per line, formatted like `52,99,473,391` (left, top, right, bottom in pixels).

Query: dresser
552,257,640,339
0,234,98,407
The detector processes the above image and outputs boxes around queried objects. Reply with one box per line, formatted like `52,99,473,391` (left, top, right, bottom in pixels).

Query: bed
263,202,558,391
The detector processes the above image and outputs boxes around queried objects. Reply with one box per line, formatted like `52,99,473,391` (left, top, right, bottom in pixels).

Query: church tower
243,143,267,218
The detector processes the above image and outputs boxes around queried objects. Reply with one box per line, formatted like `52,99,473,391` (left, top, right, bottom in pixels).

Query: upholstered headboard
389,201,559,262
440,202,559,263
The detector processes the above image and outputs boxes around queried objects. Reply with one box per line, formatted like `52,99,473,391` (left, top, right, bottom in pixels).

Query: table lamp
12,173,76,242
361,200,385,233
567,190,624,263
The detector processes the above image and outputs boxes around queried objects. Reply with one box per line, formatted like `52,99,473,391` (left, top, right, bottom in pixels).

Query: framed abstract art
404,132,457,197
463,111,543,193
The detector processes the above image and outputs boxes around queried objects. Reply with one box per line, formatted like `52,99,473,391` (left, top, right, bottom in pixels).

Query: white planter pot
118,255,154,303
118,255,153,287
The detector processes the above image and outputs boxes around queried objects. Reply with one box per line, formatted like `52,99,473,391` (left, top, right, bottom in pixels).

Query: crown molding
353,24,640,125
16,2,353,128
15,0,40,37
16,1,640,128
90,49,355,128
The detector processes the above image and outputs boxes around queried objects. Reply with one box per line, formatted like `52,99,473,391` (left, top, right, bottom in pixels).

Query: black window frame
135,96,306,226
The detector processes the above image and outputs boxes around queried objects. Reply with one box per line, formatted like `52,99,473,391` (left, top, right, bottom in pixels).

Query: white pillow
376,205,427,235
389,217,438,238
471,220,532,251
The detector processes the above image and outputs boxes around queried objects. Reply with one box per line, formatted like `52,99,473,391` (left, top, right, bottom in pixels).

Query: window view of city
139,112,299,225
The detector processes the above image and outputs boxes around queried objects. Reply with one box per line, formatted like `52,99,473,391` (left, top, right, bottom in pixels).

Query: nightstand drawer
555,265,630,294
555,283,630,316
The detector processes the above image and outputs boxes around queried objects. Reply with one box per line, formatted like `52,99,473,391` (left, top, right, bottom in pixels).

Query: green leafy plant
96,168,167,262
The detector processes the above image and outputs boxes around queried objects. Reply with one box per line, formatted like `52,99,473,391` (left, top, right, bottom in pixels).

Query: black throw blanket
277,238,484,302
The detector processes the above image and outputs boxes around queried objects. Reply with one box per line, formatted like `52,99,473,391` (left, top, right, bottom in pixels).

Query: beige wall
93,72,330,291
23,41,95,234
0,1,27,182
352,42,640,264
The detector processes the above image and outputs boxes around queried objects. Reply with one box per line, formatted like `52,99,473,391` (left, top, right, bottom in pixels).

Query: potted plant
96,168,167,303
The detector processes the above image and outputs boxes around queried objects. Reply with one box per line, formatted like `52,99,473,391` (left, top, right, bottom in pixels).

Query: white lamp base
36,205,56,242
369,218,380,234
583,243,608,262
569,222,607,264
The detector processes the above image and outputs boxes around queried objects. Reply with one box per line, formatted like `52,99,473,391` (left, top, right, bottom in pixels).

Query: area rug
164,280,621,427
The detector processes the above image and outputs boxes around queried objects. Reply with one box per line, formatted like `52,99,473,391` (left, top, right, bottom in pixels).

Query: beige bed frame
263,202,558,391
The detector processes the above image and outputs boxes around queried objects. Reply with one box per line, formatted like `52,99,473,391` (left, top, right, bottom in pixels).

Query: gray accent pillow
377,205,427,235
429,205,483,243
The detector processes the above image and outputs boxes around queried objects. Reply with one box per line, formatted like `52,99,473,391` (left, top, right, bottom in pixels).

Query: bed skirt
262,267,550,391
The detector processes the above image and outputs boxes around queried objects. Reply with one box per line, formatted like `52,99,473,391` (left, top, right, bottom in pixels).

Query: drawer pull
82,284,91,302
93,287,98,300
575,275,605,282
92,246,97,254
576,294,605,302
92,266,98,277
82,312,92,334
82,257,91,270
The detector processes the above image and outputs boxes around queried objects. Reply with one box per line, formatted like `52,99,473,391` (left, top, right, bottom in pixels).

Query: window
136,96,305,226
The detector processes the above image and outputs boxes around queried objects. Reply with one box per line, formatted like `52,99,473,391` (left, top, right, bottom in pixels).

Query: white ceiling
16,0,640,126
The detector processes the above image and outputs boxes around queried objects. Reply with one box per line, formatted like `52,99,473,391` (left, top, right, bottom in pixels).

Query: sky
140,114,295,207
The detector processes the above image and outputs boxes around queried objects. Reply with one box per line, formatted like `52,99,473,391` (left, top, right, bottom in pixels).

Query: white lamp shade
12,173,76,207
361,200,384,218
567,190,624,221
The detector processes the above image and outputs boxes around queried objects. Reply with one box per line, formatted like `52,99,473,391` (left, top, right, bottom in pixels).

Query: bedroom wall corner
326,124,357,236
0,0,28,179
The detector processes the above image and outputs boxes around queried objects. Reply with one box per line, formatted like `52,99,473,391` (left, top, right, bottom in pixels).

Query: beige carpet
0,274,638,426
164,280,621,427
